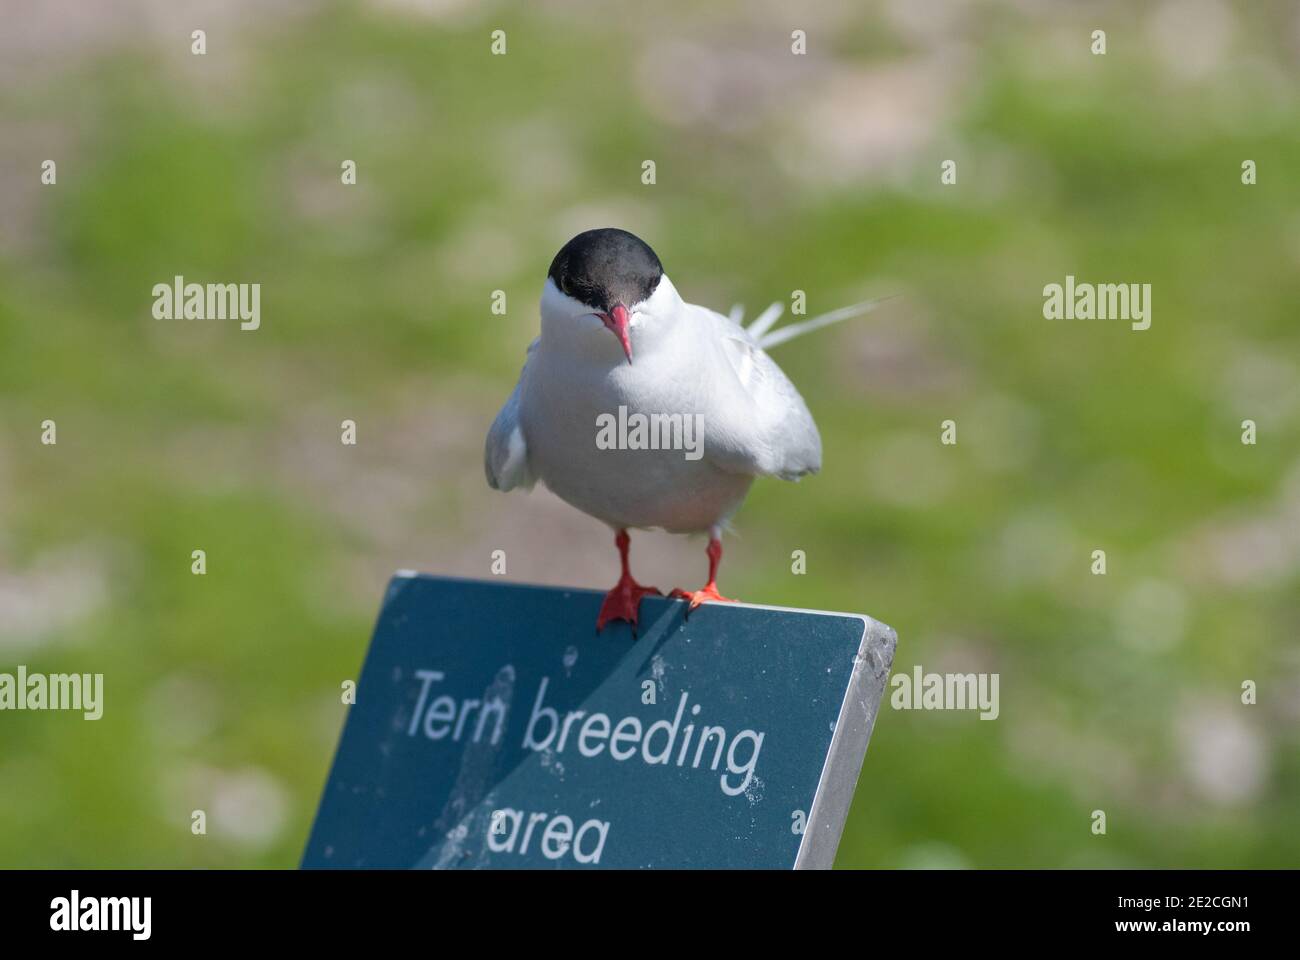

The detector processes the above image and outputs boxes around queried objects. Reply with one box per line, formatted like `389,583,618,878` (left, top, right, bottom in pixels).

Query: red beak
598,304,633,364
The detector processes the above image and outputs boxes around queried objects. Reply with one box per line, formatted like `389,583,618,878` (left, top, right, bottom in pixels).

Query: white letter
152,282,171,319
522,677,557,750
240,283,260,331
540,815,574,859
50,897,70,931
408,669,444,736
573,820,609,864
720,730,764,796
83,674,102,720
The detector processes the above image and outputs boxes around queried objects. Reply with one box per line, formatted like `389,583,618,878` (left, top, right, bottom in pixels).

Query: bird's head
540,228,677,365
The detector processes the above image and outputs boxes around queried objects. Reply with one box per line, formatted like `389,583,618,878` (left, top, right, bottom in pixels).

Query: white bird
485,228,887,634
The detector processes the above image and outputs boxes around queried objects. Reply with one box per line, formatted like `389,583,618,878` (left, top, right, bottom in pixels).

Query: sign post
303,574,896,869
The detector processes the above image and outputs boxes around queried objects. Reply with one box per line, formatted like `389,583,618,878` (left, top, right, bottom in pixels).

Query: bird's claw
669,584,735,618
596,576,662,635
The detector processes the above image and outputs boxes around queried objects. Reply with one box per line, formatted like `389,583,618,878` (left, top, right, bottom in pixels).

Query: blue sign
303,574,896,869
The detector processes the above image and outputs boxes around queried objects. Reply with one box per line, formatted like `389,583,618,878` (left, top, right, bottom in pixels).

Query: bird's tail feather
744,302,785,341
756,295,897,350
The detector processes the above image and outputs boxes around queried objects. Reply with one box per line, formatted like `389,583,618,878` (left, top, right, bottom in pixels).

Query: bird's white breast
520,313,753,533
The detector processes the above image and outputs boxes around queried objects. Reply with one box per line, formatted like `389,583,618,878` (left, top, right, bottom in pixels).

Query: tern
485,228,886,634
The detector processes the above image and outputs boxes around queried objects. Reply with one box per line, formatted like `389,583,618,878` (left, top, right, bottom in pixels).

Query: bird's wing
484,339,538,492
691,305,822,481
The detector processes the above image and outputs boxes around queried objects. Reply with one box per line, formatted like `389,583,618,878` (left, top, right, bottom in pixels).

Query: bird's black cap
547,228,663,312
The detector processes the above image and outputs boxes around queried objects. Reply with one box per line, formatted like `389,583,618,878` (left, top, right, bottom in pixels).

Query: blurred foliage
0,0,1298,868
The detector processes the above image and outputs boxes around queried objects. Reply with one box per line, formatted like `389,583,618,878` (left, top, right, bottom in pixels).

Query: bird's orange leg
596,529,662,635
671,530,736,615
